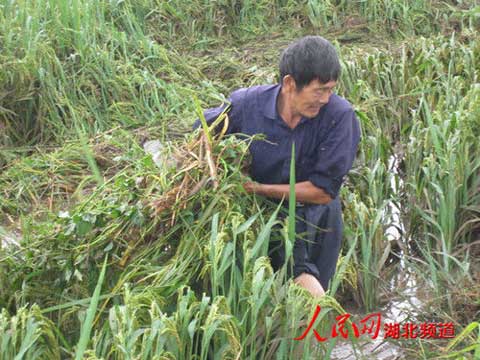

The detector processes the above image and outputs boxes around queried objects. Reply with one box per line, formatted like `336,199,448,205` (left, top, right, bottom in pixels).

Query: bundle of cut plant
120,112,251,266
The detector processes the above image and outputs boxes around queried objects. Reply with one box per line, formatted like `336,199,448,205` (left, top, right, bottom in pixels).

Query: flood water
330,153,423,359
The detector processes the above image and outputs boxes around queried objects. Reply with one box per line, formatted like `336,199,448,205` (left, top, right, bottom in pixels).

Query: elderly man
193,36,360,297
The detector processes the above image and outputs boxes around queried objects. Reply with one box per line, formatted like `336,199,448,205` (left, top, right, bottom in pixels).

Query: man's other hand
243,181,260,194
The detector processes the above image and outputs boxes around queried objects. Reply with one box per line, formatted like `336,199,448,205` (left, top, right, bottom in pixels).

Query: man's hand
243,181,261,194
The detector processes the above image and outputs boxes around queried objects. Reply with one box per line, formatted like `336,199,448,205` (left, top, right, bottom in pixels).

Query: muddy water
0,226,20,248
330,338,403,359
329,269,427,360
383,153,426,322
329,153,423,359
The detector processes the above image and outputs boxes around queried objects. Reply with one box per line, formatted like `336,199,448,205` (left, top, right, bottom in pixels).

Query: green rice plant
342,191,392,311
83,282,347,359
444,3,480,30
0,129,147,217
0,305,61,359
0,0,222,146
306,0,338,30
434,321,480,359
360,0,435,36
319,0,463,38
87,287,240,359
75,256,108,359
329,230,359,298
339,30,479,146
339,47,416,144
303,0,467,36
404,87,480,293
341,144,396,310
0,143,97,216
2,0,475,148
287,142,296,281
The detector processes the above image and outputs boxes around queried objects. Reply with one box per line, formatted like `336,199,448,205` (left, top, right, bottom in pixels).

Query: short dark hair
279,36,341,89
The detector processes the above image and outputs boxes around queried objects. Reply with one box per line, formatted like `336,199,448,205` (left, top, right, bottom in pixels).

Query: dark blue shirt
193,84,360,198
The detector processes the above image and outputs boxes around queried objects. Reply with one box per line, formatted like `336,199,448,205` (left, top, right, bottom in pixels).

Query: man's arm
243,180,332,205
307,109,360,199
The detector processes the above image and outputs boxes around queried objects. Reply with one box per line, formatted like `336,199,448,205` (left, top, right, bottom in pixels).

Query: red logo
294,305,455,342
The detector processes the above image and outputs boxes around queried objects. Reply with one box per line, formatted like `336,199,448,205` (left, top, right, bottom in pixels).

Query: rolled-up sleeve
309,109,360,198
192,89,245,134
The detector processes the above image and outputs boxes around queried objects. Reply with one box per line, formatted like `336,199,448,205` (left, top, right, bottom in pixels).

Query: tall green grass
1,0,476,149
337,29,480,312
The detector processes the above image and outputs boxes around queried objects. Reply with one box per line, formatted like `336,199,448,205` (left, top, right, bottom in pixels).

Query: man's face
290,78,336,118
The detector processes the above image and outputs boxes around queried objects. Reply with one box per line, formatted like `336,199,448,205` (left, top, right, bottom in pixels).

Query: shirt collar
263,84,282,120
